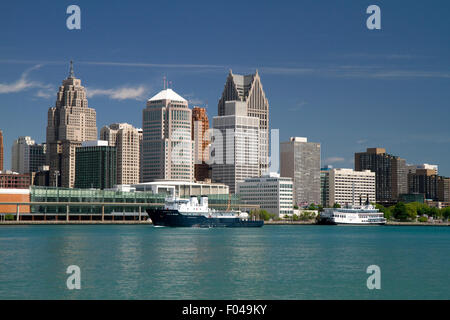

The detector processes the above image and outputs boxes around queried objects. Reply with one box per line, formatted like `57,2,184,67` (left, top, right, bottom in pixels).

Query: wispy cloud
356,139,368,144
324,157,346,164
86,85,149,101
0,65,50,94
288,101,307,112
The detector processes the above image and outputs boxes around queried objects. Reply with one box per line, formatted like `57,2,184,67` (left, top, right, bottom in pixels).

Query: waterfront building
0,130,3,172
100,123,140,185
320,166,332,207
237,172,293,217
132,180,229,197
142,88,194,182
407,168,441,201
46,61,97,188
355,148,407,204
438,177,450,202
74,141,116,189
0,188,30,215
218,70,269,175
0,171,33,189
192,107,210,181
280,137,321,206
11,136,46,174
211,101,259,194
325,168,376,207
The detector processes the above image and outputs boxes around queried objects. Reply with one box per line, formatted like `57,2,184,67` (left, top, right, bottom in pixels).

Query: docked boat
318,196,386,225
147,196,264,228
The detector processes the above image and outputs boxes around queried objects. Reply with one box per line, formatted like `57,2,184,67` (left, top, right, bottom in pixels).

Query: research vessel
147,196,264,228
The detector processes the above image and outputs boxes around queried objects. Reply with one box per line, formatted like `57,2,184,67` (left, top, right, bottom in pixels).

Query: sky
0,0,449,175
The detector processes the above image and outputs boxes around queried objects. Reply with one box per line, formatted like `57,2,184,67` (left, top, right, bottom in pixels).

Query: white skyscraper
11,136,46,174
142,88,194,182
211,101,259,193
100,123,141,185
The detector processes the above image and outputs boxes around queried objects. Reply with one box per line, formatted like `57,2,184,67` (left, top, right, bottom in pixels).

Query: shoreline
0,220,448,226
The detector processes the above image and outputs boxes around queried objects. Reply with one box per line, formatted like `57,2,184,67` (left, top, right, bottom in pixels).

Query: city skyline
1,1,449,175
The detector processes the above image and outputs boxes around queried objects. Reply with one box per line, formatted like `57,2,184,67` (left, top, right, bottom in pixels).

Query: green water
0,225,448,299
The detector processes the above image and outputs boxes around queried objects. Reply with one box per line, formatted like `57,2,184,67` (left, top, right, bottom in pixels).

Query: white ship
319,196,386,225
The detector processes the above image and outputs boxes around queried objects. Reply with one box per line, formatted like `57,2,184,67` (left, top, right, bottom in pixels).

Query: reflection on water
0,225,449,299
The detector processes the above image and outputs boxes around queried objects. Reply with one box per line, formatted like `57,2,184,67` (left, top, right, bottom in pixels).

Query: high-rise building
407,169,439,201
11,136,46,174
355,148,407,203
46,61,97,188
142,88,194,182
320,166,332,207
325,168,376,207
74,141,116,189
406,163,438,175
218,70,269,175
100,123,140,185
211,101,259,194
237,172,294,217
280,137,321,206
0,130,3,172
438,177,450,202
192,107,210,181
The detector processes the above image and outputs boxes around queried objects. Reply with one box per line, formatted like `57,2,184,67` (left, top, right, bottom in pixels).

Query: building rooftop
148,88,187,103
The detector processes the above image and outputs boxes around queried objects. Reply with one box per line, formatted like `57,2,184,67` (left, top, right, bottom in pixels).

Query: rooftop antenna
168,80,173,89
69,60,74,78
163,75,167,90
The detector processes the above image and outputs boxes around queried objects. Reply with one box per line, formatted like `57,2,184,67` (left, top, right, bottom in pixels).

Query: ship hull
147,209,264,228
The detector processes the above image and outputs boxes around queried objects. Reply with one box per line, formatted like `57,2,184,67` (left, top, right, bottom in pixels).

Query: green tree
393,202,415,221
292,214,299,221
333,203,341,208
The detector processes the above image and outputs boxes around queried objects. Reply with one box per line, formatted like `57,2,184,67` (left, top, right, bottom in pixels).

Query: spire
69,60,75,78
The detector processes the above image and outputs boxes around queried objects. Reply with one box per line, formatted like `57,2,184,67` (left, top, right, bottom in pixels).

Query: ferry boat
318,196,386,225
147,196,264,228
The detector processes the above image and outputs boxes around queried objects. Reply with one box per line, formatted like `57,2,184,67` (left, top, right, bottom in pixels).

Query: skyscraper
74,141,116,189
218,70,269,175
280,137,321,206
192,107,210,181
355,148,407,203
100,123,141,185
46,61,97,187
211,101,259,194
11,136,46,174
0,130,3,172
142,88,194,182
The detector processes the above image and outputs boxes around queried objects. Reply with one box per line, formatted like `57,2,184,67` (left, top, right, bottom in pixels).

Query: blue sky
1,0,449,175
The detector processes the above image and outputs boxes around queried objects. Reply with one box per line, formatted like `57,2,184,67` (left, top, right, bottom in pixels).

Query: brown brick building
0,173,33,189
192,107,210,181
0,129,4,172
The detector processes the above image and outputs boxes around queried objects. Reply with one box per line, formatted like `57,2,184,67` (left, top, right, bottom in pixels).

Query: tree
393,202,415,221
292,214,299,221
333,203,341,208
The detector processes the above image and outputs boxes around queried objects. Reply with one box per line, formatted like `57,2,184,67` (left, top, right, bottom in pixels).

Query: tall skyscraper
280,137,321,206
100,123,140,185
74,141,116,189
355,148,407,203
142,88,194,182
192,107,210,181
0,130,3,172
11,136,46,174
211,101,259,194
46,61,97,188
218,70,269,175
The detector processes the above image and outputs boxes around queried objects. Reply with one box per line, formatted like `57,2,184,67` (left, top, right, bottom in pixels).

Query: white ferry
318,197,386,225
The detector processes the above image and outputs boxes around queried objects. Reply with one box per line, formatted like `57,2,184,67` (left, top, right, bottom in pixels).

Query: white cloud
0,65,47,94
86,85,148,101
